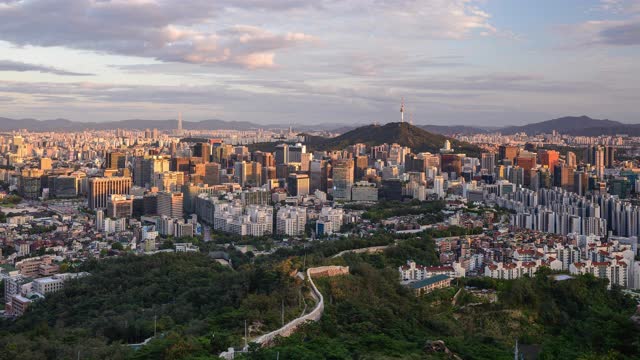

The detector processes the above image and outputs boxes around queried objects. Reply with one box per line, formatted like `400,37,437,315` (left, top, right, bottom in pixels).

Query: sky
0,0,639,126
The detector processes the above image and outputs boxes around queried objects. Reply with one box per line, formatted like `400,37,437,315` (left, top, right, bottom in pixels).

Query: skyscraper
88,176,132,210
106,151,126,170
287,173,310,197
204,162,221,186
480,152,496,174
158,191,184,218
332,159,354,201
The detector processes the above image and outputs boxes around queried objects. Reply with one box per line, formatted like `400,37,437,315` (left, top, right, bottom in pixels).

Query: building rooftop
407,274,450,289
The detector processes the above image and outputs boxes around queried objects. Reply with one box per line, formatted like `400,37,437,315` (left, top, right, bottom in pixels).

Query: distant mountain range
0,117,351,132
498,116,640,136
0,115,637,136
420,116,640,136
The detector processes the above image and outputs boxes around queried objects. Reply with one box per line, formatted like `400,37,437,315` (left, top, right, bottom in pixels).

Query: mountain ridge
0,115,637,136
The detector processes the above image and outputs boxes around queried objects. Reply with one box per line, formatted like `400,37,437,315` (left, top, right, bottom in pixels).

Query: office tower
96,209,104,231
88,176,132,210
355,155,369,180
332,159,354,201
152,128,158,139
154,171,185,192
253,151,275,168
404,153,425,173
566,151,577,169
574,171,588,196
39,157,52,171
192,142,211,162
20,176,41,200
480,152,495,174
498,145,519,164
605,146,616,168
433,175,444,199
134,156,170,188
440,154,463,178
234,161,261,187
213,144,233,166
275,144,289,165
287,173,310,197
107,194,133,218
158,191,184,218
177,113,183,132
508,166,525,187
594,145,605,179
538,150,559,173
106,151,126,170
516,152,536,186
263,166,277,184
204,162,221,186
288,143,306,163
52,176,78,198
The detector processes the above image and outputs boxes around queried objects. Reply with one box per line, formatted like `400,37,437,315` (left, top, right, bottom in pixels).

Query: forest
0,231,638,359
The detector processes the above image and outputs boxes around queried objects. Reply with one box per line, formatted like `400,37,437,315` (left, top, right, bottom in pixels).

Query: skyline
0,0,640,125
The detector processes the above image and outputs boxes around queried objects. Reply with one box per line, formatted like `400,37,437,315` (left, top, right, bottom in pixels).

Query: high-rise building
158,191,184,219
107,194,133,218
204,162,221,186
275,144,289,165
310,159,329,192
605,146,616,168
288,143,306,163
52,176,78,198
88,176,132,210
594,145,605,179
498,145,519,164
355,155,369,180
538,150,559,173
480,153,496,174
134,156,170,188
192,142,211,162
153,171,185,192
287,173,310,197
332,159,354,201
433,176,445,199
106,152,126,170
440,154,463,178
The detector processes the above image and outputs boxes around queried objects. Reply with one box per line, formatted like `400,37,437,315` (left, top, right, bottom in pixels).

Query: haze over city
1,0,640,125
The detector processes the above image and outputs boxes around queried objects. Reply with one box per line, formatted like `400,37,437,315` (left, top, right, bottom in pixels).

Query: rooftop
407,274,450,289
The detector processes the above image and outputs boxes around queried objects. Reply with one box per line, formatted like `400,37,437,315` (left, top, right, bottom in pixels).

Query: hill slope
499,115,640,136
303,122,482,156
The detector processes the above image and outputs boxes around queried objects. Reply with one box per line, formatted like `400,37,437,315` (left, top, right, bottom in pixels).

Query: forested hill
257,122,482,157
0,233,638,360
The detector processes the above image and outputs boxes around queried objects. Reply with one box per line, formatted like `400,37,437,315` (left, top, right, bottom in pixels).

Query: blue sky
0,0,638,126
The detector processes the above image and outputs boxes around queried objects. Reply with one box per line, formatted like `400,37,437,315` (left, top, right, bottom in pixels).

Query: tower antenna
400,98,405,123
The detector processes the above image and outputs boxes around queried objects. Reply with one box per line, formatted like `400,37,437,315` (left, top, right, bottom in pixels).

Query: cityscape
0,1,640,360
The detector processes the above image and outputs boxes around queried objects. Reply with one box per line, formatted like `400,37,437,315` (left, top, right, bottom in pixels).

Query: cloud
0,60,92,76
0,0,315,69
564,19,640,47
563,1,640,47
